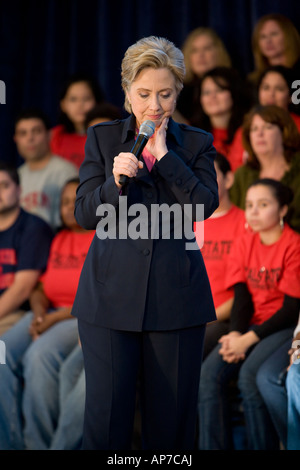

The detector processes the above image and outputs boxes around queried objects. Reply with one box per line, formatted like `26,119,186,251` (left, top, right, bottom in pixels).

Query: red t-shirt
225,224,300,325
211,128,231,158
194,205,246,309
227,127,249,172
40,229,94,308
50,125,87,169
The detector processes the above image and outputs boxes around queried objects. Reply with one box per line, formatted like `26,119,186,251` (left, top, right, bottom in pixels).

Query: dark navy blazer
71,115,219,331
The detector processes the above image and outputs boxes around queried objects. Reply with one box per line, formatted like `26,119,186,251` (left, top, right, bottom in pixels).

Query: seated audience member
0,162,53,335
174,27,232,124
194,153,245,358
248,13,300,86
14,109,78,231
47,343,85,450
198,178,300,450
228,65,300,166
85,101,122,128
257,66,300,130
230,105,300,233
0,178,94,450
50,74,105,168
256,315,300,450
191,67,252,171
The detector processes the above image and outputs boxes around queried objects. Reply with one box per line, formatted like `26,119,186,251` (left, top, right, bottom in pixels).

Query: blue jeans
256,339,290,448
0,312,78,450
198,328,294,450
286,361,300,450
50,344,85,450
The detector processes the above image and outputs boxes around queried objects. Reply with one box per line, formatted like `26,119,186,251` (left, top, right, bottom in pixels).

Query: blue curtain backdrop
0,0,299,165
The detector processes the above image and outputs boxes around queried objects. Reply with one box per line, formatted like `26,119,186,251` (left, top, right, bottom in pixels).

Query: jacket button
142,249,150,256
183,187,190,193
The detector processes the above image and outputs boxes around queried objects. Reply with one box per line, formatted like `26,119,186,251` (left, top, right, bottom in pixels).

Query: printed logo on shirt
0,249,17,265
21,192,50,211
0,248,17,290
51,251,88,269
246,267,282,290
201,240,233,259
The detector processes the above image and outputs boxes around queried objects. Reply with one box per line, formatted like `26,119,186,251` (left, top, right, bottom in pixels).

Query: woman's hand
29,309,47,340
146,117,169,161
30,314,56,339
29,307,73,340
219,330,260,363
113,152,144,190
219,331,243,363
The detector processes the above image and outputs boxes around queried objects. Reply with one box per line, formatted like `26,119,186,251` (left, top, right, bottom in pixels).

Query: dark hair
0,161,20,186
85,102,122,128
58,177,81,231
214,152,232,175
58,73,105,133
242,105,300,169
14,108,51,131
191,67,253,143
257,65,299,113
257,65,294,94
248,178,294,208
62,177,80,188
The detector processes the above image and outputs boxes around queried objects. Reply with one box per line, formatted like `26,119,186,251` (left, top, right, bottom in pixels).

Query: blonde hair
242,105,300,168
181,27,232,83
121,36,185,114
250,14,300,83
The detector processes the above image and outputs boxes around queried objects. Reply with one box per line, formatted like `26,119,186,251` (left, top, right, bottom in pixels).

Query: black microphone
119,120,155,186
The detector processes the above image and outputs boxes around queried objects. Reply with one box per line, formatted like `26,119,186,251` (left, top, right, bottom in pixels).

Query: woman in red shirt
50,74,105,168
191,67,252,171
198,178,300,450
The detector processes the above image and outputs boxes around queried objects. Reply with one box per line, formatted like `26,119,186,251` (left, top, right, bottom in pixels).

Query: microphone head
139,120,155,138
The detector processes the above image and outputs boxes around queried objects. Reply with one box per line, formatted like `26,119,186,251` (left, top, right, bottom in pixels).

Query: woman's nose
148,95,160,110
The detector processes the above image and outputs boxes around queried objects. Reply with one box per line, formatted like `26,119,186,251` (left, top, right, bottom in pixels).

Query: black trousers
78,320,206,450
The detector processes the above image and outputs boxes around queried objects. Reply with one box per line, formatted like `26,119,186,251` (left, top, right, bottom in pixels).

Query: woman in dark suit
72,36,219,450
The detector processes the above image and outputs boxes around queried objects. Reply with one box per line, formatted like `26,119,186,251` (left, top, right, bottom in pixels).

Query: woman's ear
224,171,234,190
279,204,288,220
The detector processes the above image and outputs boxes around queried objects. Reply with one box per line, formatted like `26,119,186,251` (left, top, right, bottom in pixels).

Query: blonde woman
175,27,232,123
249,14,300,84
72,36,218,450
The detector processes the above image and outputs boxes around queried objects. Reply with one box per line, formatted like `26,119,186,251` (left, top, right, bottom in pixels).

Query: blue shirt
0,208,54,296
